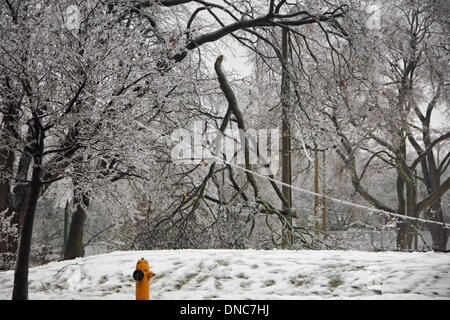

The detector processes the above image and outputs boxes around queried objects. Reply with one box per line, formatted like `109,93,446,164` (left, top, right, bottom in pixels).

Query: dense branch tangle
327,1,450,251
112,0,348,64
111,0,350,247
161,56,315,248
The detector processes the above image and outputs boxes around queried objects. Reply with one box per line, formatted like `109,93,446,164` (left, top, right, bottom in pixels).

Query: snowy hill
1,249,449,300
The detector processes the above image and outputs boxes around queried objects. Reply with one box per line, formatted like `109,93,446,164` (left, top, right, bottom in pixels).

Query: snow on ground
0,249,449,300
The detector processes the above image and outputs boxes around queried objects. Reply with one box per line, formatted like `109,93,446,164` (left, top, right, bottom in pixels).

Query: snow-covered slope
0,249,449,300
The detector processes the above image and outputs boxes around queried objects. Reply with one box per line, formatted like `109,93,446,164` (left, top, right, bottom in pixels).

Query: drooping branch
331,112,396,214
410,131,450,170
416,177,450,214
214,56,300,218
143,1,348,63
214,55,259,199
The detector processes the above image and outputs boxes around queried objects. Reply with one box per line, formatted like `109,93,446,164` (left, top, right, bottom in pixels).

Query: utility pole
314,143,319,237
281,27,292,246
322,150,327,232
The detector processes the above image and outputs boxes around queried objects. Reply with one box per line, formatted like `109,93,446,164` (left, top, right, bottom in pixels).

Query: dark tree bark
11,165,42,300
11,114,45,299
64,191,89,260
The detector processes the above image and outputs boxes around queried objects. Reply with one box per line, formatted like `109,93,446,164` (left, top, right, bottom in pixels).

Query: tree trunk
428,224,448,251
0,179,10,214
397,176,417,251
427,205,448,251
63,200,70,255
425,146,447,251
396,175,407,250
405,182,417,249
12,165,41,300
64,192,89,260
11,107,45,300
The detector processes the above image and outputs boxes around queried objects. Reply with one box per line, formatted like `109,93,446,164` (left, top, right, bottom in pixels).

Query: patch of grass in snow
352,265,365,270
372,289,382,295
290,278,308,287
328,275,344,289
402,289,411,294
111,285,122,293
263,279,276,287
173,282,183,290
118,273,134,284
236,272,248,279
215,259,229,267
40,282,65,292
289,274,309,287
322,263,350,269
215,279,223,290
271,268,283,274
98,275,109,285
174,272,199,290
53,283,65,290
214,274,232,280
196,274,208,286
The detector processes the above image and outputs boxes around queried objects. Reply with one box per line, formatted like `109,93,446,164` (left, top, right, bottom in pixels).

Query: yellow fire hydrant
132,258,155,300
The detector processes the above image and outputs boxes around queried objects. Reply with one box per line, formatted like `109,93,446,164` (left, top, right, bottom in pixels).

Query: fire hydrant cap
133,269,145,281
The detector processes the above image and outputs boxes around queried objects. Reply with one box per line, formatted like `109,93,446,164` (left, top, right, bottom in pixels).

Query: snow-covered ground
0,249,449,300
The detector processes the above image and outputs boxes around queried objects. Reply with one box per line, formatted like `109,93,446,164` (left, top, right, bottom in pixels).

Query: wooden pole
322,150,327,232
314,143,319,236
281,27,292,246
